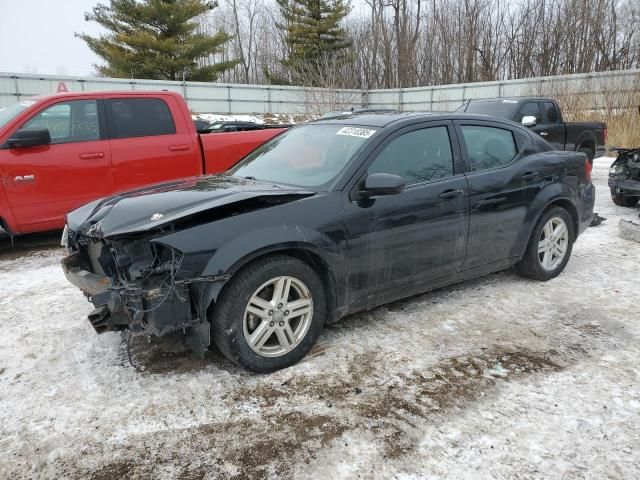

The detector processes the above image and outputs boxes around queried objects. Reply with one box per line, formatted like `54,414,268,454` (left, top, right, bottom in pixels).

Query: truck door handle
14,174,36,183
168,144,190,152
79,152,104,160
439,188,464,199
520,172,539,181
539,131,549,137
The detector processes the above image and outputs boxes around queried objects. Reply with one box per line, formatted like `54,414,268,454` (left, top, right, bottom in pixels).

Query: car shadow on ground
0,229,62,260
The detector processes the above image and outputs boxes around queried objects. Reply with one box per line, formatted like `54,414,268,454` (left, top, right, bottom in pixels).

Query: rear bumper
577,183,596,236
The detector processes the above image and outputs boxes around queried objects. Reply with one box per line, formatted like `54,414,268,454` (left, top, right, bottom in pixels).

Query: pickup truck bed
0,91,285,235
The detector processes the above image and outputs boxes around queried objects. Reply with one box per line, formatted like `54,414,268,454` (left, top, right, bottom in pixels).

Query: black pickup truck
458,97,607,161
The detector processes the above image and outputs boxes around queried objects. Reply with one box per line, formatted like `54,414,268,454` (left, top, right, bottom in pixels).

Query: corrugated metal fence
1,69,638,114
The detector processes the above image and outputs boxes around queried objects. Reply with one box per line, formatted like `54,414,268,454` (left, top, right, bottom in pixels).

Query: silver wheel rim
538,216,569,271
242,276,313,357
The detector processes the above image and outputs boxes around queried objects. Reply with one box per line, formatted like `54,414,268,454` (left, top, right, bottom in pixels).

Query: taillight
603,127,608,145
585,158,593,181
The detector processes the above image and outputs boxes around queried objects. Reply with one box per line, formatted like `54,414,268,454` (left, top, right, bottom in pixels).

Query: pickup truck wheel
516,207,574,281
212,255,326,373
577,145,594,162
611,190,640,207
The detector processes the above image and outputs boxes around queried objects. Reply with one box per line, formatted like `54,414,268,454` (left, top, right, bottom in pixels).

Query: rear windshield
464,100,518,119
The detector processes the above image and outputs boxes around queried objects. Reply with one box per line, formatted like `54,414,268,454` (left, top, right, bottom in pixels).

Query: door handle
520,172,539,181
79,152,104,160
539,131,549,137
439,188,464,199
476,196,506,208
14,174,36,183
168,144,190,152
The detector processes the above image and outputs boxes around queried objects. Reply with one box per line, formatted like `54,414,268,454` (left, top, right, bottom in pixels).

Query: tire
577,145,594,162
516,207,575,281
611,190,640,207
211,254,326,373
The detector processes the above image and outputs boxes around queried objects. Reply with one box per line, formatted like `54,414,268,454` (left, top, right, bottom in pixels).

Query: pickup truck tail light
585,158,593,182
604,127,608,145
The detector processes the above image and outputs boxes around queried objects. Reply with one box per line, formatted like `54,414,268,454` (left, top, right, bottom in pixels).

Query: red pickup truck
0,91,285,235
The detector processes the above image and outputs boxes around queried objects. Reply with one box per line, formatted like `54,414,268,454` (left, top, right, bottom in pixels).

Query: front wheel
516,207,574,281
212,255,326,373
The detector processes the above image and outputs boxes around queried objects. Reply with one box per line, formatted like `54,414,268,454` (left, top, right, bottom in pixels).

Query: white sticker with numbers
336,127,376,138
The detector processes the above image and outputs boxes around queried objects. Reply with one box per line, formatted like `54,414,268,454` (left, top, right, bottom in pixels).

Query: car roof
467,97,555,104
310,111,520,128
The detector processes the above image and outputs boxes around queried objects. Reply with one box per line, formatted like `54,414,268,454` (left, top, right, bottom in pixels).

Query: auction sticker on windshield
336,127,376,138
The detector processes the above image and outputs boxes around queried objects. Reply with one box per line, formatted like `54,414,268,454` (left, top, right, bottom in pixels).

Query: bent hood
67,175,314,238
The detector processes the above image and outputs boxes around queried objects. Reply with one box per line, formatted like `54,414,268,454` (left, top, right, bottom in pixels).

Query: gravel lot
1,157,639,479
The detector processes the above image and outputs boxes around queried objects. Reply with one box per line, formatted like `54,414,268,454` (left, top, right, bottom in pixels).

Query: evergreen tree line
82,0,640,88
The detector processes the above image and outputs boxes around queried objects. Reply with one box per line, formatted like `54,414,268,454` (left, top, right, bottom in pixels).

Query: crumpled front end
609,148,640,195
62,227,223,354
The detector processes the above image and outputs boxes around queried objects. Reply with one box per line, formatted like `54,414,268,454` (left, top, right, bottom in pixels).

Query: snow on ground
193,113,301,125
1,157,639,479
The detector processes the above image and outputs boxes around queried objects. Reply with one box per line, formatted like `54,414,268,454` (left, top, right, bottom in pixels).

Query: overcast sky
0,0,104,76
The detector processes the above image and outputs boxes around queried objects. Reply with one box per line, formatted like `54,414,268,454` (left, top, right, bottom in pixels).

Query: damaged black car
609,147,640,207
62,113,595,372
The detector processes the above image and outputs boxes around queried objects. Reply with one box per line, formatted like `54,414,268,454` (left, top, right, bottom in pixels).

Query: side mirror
521,116,537,127
360,173,405,197
7,128,51,148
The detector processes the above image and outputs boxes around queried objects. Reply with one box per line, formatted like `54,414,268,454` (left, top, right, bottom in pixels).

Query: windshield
0,100,36,129
228,124,377,188
464,100,518,119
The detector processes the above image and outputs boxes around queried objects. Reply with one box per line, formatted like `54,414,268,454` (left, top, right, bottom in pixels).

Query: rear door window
106,98,176,139
543,102,560,123
460,125,518,171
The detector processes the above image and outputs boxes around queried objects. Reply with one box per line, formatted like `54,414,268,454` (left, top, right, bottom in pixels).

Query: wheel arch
201,243,344,332
513,185,580,259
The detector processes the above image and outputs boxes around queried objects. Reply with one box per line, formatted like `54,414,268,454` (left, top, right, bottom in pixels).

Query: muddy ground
0,157,639,479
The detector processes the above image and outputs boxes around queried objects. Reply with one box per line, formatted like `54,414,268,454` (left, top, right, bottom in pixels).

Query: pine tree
78,0,238,81
275,0,351,85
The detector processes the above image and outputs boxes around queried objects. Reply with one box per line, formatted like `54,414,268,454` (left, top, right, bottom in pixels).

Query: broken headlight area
64,232,202,339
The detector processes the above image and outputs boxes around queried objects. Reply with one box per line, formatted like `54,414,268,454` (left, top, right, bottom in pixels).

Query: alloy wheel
242,276,313,357
538,216,569,271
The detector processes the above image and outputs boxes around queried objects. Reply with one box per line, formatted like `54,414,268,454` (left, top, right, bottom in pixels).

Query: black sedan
62,112,595,372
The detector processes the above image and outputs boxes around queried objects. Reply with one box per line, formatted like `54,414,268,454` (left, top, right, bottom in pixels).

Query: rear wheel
611,189,640,207
212,255,326,373
516,207,574,281
577,145,594,162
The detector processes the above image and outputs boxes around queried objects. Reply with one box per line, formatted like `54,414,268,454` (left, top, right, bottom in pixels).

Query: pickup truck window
22,100,100,143
516,102,542,123
464,100,517,117
543,102,560,123
368,126,454,186
461,125,517,171
229,124,376,188
0,100,36,129
106,98,176,139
